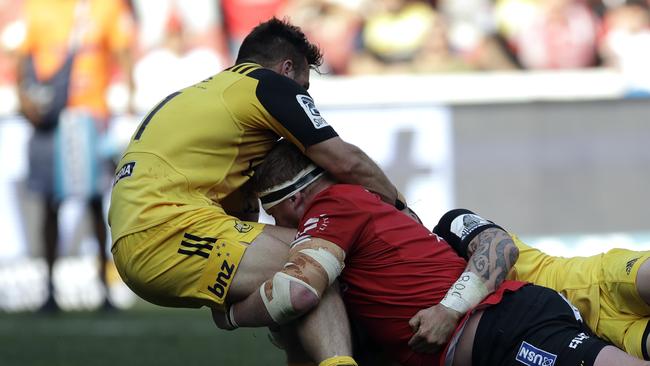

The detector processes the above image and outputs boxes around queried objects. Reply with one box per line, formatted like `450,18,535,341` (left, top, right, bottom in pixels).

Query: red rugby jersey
294,184,525,366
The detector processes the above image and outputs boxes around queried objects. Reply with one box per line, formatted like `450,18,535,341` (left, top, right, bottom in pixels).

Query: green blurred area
0,302,285,366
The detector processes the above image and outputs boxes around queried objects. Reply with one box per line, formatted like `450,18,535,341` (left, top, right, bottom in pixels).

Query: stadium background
0,0,649,365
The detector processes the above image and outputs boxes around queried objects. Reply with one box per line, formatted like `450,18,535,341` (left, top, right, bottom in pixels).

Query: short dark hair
252,140,313,194
235,17,323,73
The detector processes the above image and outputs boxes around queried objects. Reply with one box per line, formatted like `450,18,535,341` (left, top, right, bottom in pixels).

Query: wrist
439,272,489,314
225,305,239,330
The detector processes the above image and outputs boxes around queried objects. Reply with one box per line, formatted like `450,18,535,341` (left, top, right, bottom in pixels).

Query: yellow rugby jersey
508,235,601,331
108,63,337,243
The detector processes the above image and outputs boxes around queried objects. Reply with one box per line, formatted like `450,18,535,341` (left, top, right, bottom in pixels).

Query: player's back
508,235,602,329
109,64,281,243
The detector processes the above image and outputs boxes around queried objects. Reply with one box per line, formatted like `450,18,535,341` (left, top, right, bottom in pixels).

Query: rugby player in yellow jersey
109,18,410,366
426,209,650,361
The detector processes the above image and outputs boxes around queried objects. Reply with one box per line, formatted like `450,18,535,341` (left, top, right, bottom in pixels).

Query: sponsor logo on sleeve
516,341,557,366
292,214,329,247
113,161,135,186
296,94,328,129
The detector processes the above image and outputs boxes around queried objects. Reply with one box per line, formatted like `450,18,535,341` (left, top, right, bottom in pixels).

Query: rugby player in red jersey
212,140,648,366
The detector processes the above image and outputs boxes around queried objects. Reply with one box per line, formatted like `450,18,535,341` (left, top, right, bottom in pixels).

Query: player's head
253,140,326,227
235,17,322,90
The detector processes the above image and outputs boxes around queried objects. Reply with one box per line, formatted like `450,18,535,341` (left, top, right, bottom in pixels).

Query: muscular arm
212,238,345,329
464,227,519,293
305,137,399,206
408,210,519,353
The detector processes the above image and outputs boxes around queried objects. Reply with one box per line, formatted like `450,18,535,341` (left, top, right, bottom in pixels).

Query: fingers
408,331,441,354
409,312,422,331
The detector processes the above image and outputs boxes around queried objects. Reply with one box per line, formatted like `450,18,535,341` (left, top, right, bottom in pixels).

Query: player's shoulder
321,184,379,204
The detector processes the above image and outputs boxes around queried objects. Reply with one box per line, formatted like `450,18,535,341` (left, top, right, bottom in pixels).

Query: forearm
340,147,398,205
230,286,276,328
305,138,399,205
464,227,519,293
439,228,518,315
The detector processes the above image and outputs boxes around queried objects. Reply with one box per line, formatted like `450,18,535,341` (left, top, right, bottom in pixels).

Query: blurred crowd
1,0,650,85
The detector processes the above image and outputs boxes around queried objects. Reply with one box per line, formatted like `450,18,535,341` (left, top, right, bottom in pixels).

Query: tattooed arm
408,212,519,354
464,227,519,293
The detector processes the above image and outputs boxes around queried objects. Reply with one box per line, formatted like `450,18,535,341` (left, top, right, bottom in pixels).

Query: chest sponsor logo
113,162,135,186
296,94,328,129
516,341,557,366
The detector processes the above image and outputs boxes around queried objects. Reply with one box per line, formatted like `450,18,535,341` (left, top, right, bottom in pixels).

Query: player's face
268,198,301,228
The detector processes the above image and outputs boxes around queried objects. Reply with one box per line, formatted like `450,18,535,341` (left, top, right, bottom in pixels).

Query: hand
408,303,463,354
211,308,237,331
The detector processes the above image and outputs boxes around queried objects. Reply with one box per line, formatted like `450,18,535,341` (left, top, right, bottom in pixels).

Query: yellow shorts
597,249,650,358
111,207,264,311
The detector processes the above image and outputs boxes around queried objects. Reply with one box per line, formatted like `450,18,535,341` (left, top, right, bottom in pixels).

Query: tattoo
494,237,511,285
467,228,517,292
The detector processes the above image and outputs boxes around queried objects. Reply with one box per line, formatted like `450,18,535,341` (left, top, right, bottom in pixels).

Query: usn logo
516,341,557,366
296,94,328,129
113,162,135,186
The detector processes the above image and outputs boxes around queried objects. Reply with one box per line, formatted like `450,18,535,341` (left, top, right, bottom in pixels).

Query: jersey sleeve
295,193,369,253
248,68,338,150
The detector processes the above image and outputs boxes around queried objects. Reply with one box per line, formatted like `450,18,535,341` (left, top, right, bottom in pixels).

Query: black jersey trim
230,62,259,74
237,64,260,75
134,91,182,140
247,68,338,148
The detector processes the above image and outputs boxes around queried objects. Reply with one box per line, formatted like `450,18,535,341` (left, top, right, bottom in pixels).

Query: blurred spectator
410,11,475,72
438,0,495,56
598,1,650,94
440,0,519,70
221,0,287,55
279,0,363,74
134,6,225,111
500,0,601,69
0,0,25,87
15,0,136,312
348,0,439,74
132,0,228,64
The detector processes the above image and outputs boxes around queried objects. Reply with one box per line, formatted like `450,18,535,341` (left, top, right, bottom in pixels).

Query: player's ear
279,59,294,77
290,192,305,208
